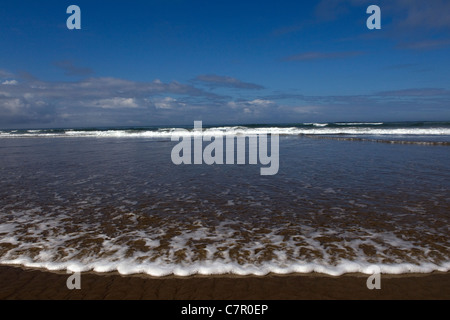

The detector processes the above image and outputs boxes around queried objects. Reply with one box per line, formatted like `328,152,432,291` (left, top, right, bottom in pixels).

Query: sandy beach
0,265,448,300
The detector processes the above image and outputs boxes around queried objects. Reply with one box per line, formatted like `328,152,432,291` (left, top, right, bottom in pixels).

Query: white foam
0,126,449,138
1,221,449,277
335,122,384,126
304,123,329,127
2,258,449,277
1,202,449,277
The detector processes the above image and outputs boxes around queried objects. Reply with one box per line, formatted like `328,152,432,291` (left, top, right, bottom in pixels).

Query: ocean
0,121,449,276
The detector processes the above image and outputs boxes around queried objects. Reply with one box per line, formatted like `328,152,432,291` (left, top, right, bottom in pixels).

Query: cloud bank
0,68,448,128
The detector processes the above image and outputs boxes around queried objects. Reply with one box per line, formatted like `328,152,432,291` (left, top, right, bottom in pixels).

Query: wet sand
0,265,448,300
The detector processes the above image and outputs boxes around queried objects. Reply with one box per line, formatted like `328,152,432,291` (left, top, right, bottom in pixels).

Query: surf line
170,121,279,175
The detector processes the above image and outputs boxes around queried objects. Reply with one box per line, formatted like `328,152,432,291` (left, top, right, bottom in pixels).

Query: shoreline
1,265,449,300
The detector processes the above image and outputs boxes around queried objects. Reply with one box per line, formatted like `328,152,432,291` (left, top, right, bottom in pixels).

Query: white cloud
228,99,274,109
225,99,276,117
2,98,26,112
0,71,447,127
247,99,274,107
154,97,183,109
94,97,139,109
0,75,223,126
2,80,18,85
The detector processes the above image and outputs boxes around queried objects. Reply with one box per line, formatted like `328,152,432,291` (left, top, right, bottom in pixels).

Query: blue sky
0,0,449,128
